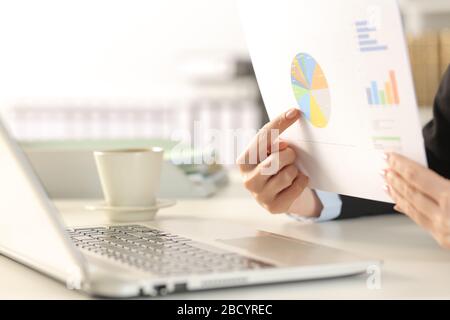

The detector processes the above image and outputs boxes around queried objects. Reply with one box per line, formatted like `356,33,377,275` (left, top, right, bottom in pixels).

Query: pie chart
291,53,331,128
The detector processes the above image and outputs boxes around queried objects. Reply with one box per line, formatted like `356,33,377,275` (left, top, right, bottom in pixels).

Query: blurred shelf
400,0,450,34
400,0,450,14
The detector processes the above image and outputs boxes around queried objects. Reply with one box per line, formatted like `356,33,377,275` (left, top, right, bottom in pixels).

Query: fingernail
383,184,390,195
286,108,300,120
385,170,393,181
379,169,387,179
383,152,390,161
279,141,289,149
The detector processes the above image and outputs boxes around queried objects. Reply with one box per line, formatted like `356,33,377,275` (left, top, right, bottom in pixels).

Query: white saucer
85,199,176,222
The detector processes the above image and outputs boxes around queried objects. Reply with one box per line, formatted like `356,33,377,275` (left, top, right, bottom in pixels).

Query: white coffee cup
93,148,165,221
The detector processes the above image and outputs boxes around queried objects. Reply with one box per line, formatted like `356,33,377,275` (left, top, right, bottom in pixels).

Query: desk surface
1,171,450,299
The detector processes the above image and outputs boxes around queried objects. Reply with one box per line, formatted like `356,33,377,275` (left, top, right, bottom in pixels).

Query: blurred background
0,0,448,199
0,0,449,140
0,0,260,143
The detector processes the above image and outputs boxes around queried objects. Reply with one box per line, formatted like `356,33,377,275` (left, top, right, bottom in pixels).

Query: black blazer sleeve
337,65,450,220
423,65,450,178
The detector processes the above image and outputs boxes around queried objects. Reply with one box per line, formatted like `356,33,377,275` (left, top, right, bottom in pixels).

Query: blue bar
358,34,370,39
359,40,378,46
371,81,379,104
357,27,376,33
355,20,368,26
360,45,388,52
366,88,373,105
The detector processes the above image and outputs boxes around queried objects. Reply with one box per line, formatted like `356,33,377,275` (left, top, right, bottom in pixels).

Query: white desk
1,171,450,299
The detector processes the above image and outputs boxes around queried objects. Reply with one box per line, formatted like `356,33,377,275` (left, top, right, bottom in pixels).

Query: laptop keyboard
67,225,272,276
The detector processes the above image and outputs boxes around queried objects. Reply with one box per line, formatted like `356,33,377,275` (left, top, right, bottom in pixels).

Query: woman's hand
236,108,322,217
384,153,450,248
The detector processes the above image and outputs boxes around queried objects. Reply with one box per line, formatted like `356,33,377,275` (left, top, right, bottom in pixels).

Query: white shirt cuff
288,190,342,223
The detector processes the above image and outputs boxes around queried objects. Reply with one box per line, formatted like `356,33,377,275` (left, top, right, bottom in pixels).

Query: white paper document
239,0,427,202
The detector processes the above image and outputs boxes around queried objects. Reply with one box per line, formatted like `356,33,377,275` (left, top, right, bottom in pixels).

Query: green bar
372,136,401,141
379,91,386,105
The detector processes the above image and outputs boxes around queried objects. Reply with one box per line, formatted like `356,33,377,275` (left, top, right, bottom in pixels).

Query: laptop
0,118,379,298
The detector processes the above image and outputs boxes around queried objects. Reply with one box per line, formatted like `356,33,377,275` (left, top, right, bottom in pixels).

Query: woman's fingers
385,170,440,215
388,178,450,249
257,147,297,176
276,138,290,151
387,184,434,231
236,139,289,174
385,154,450,249
259,165,299,200
259,108,301,149
236,108,300,169
387,153,447,201
262,173,309,214
238,118,307,214
243,147,297,193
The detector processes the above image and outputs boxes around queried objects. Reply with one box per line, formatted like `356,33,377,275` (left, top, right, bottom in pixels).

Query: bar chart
366,70,400,106
355,20,388,53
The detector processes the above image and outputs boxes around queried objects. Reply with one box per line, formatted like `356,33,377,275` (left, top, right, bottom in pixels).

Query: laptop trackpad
218,233,356,267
